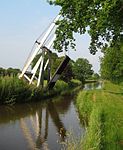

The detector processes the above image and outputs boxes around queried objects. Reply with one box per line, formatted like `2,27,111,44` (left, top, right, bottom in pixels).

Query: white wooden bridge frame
19,15,61,87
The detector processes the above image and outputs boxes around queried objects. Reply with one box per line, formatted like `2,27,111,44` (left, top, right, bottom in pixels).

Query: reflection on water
0,94,85,150
84,81,102,90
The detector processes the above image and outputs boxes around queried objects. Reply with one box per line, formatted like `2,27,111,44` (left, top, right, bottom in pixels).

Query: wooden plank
47,55,70,90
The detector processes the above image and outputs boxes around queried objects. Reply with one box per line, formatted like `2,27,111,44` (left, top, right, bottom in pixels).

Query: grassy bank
0,76,81,105
0,76,43,104
75,81,123,150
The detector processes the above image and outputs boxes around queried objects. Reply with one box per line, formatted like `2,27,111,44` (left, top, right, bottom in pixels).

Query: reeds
0,76,42,104
0,76,71,105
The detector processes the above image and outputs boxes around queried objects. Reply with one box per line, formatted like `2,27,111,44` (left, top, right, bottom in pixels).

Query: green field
76,81,123,150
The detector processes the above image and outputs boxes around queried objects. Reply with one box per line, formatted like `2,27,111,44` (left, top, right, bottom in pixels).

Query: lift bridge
19,15,70,90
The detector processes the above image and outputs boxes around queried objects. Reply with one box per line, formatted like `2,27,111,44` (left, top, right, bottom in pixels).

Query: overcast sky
0,0,102,73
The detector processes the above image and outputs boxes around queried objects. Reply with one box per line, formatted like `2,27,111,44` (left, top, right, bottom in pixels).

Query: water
84,81,102,90
0,93,85,150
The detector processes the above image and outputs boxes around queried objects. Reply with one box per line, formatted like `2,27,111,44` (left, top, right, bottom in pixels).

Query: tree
6,68,20,76
91,73,100,80
72,58,93,83
48,0,123,54
60,60,74,83
32,52,74,82
0,67,20,76
31,52,58,78
0,67,6,76
101,38,123,82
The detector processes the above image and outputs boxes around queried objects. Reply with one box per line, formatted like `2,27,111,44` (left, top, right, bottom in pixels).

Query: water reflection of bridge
19,101,67,150
0,95,80,149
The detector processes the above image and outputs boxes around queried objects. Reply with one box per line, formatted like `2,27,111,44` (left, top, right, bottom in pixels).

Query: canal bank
75,81,123,150
0,76,81,105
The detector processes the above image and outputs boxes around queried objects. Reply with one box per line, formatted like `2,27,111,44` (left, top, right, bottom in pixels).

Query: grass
75,81,123,150
54,80,68,93
70,79,82,86
61,132,83,150
0,76,79,105
0,76,43,104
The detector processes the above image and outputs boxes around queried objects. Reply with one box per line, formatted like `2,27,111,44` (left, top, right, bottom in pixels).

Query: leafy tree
60,60,74,83
32,53,74,82
31,52,58,78
6,68,20,76
0,67,6,76
48,0,123,54
51,55,63,76
91,73,100,80
101,37,123,82
0,67,20,76
72,58,93,83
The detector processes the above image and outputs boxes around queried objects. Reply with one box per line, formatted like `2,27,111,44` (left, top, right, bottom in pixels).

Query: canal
0,82,101,150
0,91,85,150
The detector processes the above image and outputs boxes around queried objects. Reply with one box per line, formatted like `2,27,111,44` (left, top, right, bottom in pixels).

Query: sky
0,0,102,73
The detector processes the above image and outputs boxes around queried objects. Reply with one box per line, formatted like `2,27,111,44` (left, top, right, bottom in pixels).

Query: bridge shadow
35,101,66,149
47,101,66,140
